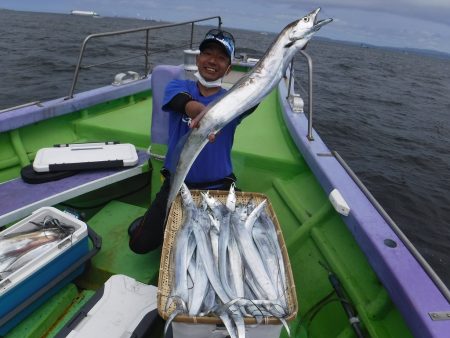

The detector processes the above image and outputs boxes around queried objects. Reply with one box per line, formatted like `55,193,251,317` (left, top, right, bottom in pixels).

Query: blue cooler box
0,207,97,335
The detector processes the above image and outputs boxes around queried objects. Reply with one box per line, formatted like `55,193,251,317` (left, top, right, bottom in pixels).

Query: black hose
327,272,365,337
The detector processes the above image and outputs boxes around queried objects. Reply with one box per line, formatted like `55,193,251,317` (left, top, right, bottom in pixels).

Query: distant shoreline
315,36,450,60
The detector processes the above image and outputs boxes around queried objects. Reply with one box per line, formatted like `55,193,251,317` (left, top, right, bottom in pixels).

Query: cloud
323,7,450,53
280,0,450,26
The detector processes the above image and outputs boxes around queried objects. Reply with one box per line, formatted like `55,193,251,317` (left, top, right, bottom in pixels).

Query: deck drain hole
384,239,397,248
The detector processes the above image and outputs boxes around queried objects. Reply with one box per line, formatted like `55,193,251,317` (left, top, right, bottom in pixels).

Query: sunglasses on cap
204,29,235,45
200,29,235,59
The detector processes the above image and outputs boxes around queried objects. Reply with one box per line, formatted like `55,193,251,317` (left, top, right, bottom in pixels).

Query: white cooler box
0,207,100,336
56,275,158,338
33,142,139,172
172,322,283,338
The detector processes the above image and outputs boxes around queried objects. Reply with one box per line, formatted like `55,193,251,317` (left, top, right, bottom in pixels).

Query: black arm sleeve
162,92,193,113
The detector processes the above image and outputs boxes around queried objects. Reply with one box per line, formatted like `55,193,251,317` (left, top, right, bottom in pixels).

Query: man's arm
162,92,205,119
163,91,215,141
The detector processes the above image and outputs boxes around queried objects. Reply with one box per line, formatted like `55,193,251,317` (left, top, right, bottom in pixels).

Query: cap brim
199,39,231,58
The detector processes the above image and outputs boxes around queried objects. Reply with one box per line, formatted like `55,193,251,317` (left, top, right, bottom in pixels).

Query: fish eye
303,17,310,22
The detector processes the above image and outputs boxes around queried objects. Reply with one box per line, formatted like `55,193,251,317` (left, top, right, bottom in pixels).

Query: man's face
196,43,231,82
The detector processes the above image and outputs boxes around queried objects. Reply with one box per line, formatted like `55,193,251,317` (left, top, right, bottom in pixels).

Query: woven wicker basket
157,190,298,325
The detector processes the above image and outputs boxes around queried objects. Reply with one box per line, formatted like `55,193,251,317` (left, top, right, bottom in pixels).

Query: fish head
226,182,236,212
286,8,332,48
179,183,194,207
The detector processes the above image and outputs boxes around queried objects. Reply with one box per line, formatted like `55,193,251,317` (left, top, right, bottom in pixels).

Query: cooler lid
56,275,158,338
33,142,139,172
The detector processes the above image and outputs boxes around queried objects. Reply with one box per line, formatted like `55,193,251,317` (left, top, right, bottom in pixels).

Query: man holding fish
129,29,256,254
129,8,332,255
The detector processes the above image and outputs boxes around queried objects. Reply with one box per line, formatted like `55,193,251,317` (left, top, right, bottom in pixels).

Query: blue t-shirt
162,79,240,185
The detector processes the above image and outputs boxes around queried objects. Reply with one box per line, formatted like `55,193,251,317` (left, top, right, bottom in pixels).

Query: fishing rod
319,261,365,338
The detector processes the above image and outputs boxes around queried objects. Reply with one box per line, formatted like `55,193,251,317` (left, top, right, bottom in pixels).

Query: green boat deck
0,83,412,337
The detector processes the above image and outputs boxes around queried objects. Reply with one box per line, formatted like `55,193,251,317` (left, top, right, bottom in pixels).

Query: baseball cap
199,29,235,61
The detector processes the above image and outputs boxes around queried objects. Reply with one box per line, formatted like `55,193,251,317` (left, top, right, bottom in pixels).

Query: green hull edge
1,86,412,337
4,285,95,338
76,200,161,290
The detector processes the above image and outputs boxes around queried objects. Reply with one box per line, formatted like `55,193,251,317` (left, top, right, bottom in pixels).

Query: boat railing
334,151,450,303
286,51,450,303
0,101,42,114
67,16,222,99
287,51,314,140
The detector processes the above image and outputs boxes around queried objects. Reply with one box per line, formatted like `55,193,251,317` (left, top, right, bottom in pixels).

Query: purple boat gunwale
0,77,152,134
278,81,450,337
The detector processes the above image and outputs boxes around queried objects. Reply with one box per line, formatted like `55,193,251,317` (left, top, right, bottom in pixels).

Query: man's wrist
185,100,205,118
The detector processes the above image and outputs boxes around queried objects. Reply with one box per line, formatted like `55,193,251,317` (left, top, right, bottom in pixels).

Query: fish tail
163,296,187,335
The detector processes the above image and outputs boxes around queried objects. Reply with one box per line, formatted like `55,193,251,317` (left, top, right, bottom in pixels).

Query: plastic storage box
0,207,97,335
56,274,158,338
33,142,139,172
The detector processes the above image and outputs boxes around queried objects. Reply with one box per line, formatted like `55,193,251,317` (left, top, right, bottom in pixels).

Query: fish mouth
310,7,333,32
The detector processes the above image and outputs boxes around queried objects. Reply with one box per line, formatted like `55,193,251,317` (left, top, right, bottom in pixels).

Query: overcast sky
1,0,450,54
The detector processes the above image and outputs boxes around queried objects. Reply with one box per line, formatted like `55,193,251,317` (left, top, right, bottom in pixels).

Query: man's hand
185,101,206,120
186,101,206,128
208,132,217,142
186,101,207,129
186,101,217,143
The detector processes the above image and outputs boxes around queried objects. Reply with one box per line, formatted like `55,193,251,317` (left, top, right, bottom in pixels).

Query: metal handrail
333,150,450,303
287,50,314,140
0,101,42,114
67,16,222,99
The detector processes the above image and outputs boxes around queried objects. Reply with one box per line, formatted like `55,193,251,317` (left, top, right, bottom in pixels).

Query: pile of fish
0,217,75,280
165,183,291,338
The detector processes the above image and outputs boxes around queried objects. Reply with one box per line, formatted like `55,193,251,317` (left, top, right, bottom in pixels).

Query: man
129,29,254,254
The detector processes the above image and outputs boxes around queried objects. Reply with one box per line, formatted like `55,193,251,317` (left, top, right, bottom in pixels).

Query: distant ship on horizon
70,10,99,17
